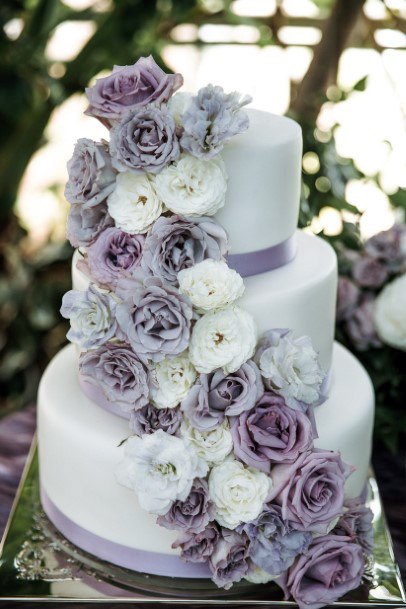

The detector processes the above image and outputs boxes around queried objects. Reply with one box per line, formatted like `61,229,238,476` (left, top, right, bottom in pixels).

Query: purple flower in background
60,285,118,349
209,528,250,590
336,276,360,322
230,392,314,473
130,403,182,436
79,344,150,412
352,255,389,289
157,478,215,534
67,200,114,248
85,55,183,125
65,138,116,206
268,449,353,535
277,534,365,609
116,275,193,362
181,360,263,431
141,214,229,286
238,504,312,577
180,84,251,159
172,523,219,563
345,294,381,351
84,227,145,288
333,497,374,553
365,224,406,269
110,105,179,174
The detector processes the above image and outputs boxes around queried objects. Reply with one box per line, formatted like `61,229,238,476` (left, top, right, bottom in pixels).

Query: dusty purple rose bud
230,392,314,473
67,200,114,248
141,214,229,285
79,343,150,412
336,276,360,322
333,497,374,553
85,55,183,126
277,534,365,609
352,255,389,288
365,224,406,268
345,295,381,351
110,104,179,174
157,478,215,534
116,275,193,362
130,403,182,436
65,139,116,206
172,523,219,563
181,360,263,432
268,449,353,535
209,528,250,590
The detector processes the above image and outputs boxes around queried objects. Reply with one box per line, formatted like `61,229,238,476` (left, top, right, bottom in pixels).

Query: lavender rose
230,392,314,473
180,84,251,159
157,478,215,534
67,200,113,248
365,224,406,269
172,523,219,563
268,449,353,535
110,104,179,174
84,227,145,288
130,403,182,436
278,534,365,609
181,360,264,431
141,214,229,285
345,294,381,351
116,275,193,362
85,55,183,125
65,139,116,206
209,528,250,590
352,255,389,288
333,497,374,553
336,276,360,322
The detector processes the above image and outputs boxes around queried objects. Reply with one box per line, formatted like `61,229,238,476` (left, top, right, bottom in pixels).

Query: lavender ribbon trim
227,234,297,277
40,488,212,579
79,376,131,420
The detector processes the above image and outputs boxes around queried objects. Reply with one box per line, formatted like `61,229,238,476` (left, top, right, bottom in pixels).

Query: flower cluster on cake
61,56,373,609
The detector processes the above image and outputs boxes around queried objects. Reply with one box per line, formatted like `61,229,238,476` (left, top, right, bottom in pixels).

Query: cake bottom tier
37,342,374,578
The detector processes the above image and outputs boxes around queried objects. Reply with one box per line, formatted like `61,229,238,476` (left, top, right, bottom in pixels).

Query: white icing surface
215,109,302,254
38,342,374,558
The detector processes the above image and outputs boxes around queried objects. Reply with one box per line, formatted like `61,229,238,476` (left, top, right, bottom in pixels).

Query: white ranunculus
189,305,257,374
154,154,228,217
116,430,207,515
209,460,271,530
373,274,406,351
151,352,197,409
107,171,163,234
167,91,193,128
244,566,276,584
178,259,244,312
180,419,233,464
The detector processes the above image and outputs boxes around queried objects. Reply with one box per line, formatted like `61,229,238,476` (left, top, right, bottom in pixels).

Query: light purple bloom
110,104,179,174
67,200,114,248
365,224,406,269
172,523,219,563
85,55,183,126
230,392,314,473
336,276,360,322
180,84,251,158
333,497,374,553
209,528,250,590
352,255,389,288
141,214,229,286
130,403,182,436
345,294,381,351
181,360,263,431
157,478,215,534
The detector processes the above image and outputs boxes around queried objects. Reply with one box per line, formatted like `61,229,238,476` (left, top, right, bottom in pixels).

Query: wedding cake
37,56,375,608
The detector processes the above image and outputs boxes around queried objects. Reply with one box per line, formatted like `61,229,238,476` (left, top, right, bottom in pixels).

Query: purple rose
268,449,353,535
141,214,229,286
79,344,150,412
352,255,389,288
345,295,381,351
130,403,182,436
115,275,193,362
181,360,264,431
365,224,406,269
209,529,249,590
85,55,183,125
157,478,215,534
67,200,114,248
83,227,145,288
65,139,116,206
172,523,219,563
333,497,374,553
278,534,365,609
238,504,312,576
336,276,360,322
110,105,179,174
230,392,314,473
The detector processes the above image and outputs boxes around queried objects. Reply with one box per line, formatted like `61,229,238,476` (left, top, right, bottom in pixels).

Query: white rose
189,305,257,374
180,419,233,464
373,274,406,350
115,429,207,515
244,566,276,584
178,259,244,312
107,171,163,234
209,460,271,530
151,352,197,409
167,91,193,128
154,154,227,217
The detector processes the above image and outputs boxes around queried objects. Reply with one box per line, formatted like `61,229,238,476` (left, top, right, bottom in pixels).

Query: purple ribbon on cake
227,234,297,277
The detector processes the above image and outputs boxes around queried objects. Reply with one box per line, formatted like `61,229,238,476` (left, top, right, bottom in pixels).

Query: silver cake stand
0,437,405,607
